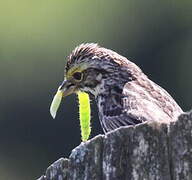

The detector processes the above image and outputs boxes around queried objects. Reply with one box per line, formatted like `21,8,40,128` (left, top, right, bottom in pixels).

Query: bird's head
59,43,141,98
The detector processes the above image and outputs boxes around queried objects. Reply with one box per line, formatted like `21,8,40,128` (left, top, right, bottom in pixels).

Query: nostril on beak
59,80,66,90
59,80,74,91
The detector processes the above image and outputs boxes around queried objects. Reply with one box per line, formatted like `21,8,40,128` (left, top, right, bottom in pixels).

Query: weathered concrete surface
38,111,192,180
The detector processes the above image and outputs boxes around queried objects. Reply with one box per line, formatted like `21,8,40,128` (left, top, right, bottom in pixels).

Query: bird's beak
59,80,76,97
50,79,76,119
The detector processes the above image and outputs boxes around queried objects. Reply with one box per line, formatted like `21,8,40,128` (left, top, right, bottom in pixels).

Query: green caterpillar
50,89,91,142
77,91,91,142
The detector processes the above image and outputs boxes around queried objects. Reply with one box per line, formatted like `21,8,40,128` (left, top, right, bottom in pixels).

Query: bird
58,43,183,133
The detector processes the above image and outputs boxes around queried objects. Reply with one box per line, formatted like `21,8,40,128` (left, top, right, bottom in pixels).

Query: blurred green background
0,0,192,179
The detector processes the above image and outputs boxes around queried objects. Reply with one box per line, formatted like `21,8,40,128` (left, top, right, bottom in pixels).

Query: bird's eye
73,72,83,81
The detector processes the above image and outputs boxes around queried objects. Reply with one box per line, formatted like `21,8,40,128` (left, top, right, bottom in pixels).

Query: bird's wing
100,78,183,133
100,81,149,132
122,79,183,124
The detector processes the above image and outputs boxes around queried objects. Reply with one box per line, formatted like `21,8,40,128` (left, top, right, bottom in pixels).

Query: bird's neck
95,82,125,118
92,72,133,121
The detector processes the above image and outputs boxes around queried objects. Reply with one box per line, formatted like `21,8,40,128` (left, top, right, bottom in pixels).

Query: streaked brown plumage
59,43,183,133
